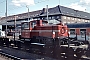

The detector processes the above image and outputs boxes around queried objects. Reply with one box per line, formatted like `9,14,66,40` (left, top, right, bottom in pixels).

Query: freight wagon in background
67,23,90,42
21,19,90,42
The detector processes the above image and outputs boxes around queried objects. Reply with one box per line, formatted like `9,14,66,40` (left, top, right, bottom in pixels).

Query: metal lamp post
14,16,16,41
26,5,29,22
26,5,30,30
5,0,7,37
74,10,78,23
14,16,18,46
46,5,48,20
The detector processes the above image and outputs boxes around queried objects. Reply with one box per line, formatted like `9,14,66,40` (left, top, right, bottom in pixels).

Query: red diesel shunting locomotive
21,20,68,39
20,20,88,59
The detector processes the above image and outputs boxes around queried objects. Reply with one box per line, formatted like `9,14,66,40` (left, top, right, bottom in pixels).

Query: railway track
0,47,90,60
0,37,89,60
0,44,90,60
0,46,58,60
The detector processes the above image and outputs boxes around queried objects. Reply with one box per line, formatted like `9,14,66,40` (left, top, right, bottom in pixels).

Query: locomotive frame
18,20,88,59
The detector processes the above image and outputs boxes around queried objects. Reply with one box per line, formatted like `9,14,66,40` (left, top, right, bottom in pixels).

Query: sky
0,0,90,17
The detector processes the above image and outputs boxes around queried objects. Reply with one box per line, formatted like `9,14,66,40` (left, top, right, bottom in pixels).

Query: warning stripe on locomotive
21,30,67,33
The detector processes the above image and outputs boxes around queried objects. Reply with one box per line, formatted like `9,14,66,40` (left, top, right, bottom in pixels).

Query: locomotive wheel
75,48,84,58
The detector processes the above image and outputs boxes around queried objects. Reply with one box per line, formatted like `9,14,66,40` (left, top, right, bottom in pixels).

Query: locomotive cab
21,20,48,39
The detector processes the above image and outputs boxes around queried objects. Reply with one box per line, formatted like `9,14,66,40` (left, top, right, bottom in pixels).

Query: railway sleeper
0,51,22,60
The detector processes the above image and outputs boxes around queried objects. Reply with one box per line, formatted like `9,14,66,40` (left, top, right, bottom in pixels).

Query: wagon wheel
75,48,84,58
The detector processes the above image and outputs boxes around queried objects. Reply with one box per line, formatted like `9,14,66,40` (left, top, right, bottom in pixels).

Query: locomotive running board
31,43,45,46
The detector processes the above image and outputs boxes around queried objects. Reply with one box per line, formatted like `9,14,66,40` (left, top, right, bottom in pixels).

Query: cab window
31,21,36,28
21,22,29,30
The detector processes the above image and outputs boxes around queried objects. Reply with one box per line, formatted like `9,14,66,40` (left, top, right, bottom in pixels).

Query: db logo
61,27,65,34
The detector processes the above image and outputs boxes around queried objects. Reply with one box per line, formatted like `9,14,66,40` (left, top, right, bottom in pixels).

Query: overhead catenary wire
0,0,50,16
5,0,8,37
8,0,50,11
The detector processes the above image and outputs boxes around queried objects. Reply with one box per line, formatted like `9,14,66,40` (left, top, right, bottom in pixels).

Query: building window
68,22,70,23
71,13,74,15
82,19,84,22
37,18,40,20
41,17,44,20
71,17,74,20
63,16,66,19
75,18,77,20
78,19,80,21
88,20,90,22
63,21,66,24
48,16,52,20
85,20,88,22
52,16,55,19
67,17,70,20
43,17,47,20
57,16,60,19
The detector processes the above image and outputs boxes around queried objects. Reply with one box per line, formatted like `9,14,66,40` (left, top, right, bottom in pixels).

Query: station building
0,5,90,34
